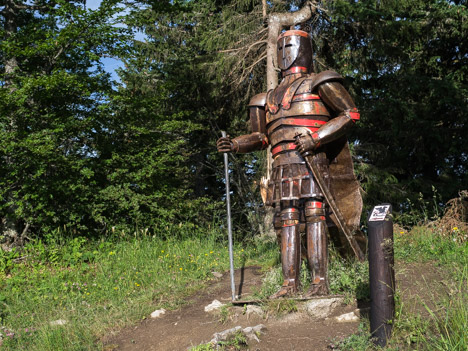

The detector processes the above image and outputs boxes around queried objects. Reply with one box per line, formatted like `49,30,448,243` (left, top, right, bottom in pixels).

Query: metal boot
270,206,301,298
305,200,330,296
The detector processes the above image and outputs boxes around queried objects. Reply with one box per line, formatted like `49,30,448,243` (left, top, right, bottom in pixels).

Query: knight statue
217,30,364,298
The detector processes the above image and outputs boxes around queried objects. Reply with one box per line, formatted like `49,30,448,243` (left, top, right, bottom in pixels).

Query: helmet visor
277,35,301,70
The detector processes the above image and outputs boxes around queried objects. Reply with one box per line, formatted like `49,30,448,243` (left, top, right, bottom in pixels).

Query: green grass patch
0,228,275,350
395,226,468,273
425,284,467,350
329,321,374,351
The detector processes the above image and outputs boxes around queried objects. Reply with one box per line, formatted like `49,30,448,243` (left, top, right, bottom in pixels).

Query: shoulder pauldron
310,70,343,91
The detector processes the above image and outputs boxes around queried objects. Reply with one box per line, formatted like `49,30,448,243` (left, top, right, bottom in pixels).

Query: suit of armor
217,30,361,297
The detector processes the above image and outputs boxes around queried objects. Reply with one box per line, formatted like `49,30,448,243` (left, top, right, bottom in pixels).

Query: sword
221,131,237,301
294,133,365,262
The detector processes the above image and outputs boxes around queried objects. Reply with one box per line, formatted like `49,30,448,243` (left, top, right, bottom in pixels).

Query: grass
1,223,466,350
426,284,467,350
328,322,374,351
333,226,467,351
0,228,276,350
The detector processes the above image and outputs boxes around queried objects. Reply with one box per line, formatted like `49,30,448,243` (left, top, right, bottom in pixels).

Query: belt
272,151,305,167
271,142,297,157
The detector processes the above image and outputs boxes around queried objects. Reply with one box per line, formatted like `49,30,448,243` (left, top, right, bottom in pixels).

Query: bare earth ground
103,262,447,351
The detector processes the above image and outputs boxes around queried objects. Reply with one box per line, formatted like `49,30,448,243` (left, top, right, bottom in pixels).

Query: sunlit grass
0,228,276,350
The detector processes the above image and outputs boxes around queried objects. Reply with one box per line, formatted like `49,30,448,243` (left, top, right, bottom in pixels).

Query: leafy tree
0,0,129,242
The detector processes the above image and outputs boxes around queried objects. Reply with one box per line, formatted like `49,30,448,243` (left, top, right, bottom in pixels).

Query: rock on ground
150,309,166,319
204,299,225,312
209,324,266,344
245,305,264,318
300,297,344,319
334,312,360,323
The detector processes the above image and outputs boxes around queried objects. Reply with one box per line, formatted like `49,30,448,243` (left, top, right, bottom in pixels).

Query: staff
221,131,236,301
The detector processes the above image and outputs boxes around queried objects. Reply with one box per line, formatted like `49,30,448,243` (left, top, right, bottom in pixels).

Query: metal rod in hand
222,131,236,301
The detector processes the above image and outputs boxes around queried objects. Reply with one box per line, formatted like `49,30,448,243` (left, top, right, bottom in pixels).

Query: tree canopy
1,0,466,241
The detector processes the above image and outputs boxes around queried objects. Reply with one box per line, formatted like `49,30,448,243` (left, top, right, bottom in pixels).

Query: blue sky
86,0,125,81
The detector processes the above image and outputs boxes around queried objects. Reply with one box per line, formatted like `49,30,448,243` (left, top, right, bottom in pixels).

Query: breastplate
266,79,331,157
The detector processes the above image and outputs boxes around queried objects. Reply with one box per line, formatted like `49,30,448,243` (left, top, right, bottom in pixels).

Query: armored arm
295,74,359,153
217,93,269,153
309,81,360,148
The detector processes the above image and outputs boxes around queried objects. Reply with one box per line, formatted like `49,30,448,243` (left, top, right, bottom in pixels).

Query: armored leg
270,204,301,298
305,199,330,296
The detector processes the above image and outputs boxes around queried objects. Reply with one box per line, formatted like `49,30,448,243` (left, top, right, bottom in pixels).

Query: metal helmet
277,30,313,73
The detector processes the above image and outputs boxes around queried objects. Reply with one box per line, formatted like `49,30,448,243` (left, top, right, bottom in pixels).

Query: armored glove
294,132,320,156
217,136,233,153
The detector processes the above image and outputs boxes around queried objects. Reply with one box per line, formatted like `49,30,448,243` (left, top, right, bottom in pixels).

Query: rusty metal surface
265,160,327,205
305,212,329,295
314,114,354,146
231,132,268,153
318,81,357,112
266,100,331,124
309,70,344,92
249,105,266,134
299,150,365,262
267,117,328,135
277,34,301,70
247,92,267,107
277,30,312,72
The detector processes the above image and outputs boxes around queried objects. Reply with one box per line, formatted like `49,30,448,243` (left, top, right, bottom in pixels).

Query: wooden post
368,204,395,347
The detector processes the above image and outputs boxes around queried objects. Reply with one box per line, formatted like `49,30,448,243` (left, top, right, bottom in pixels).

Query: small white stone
150,308,166,319
49,319,68,326
212,271,223,278
335,311,360,323
204,299,225,312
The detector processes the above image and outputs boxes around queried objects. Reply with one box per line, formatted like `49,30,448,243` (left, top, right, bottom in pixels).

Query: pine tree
312,0,467,214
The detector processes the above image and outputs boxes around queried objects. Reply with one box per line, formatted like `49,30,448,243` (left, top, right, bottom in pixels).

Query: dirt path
104,262,447,351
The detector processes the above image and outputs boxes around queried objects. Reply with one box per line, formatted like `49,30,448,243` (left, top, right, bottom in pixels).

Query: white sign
369,205,391,222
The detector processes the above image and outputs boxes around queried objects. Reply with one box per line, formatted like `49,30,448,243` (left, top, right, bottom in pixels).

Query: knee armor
281,207,300,227
305,200,325,223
